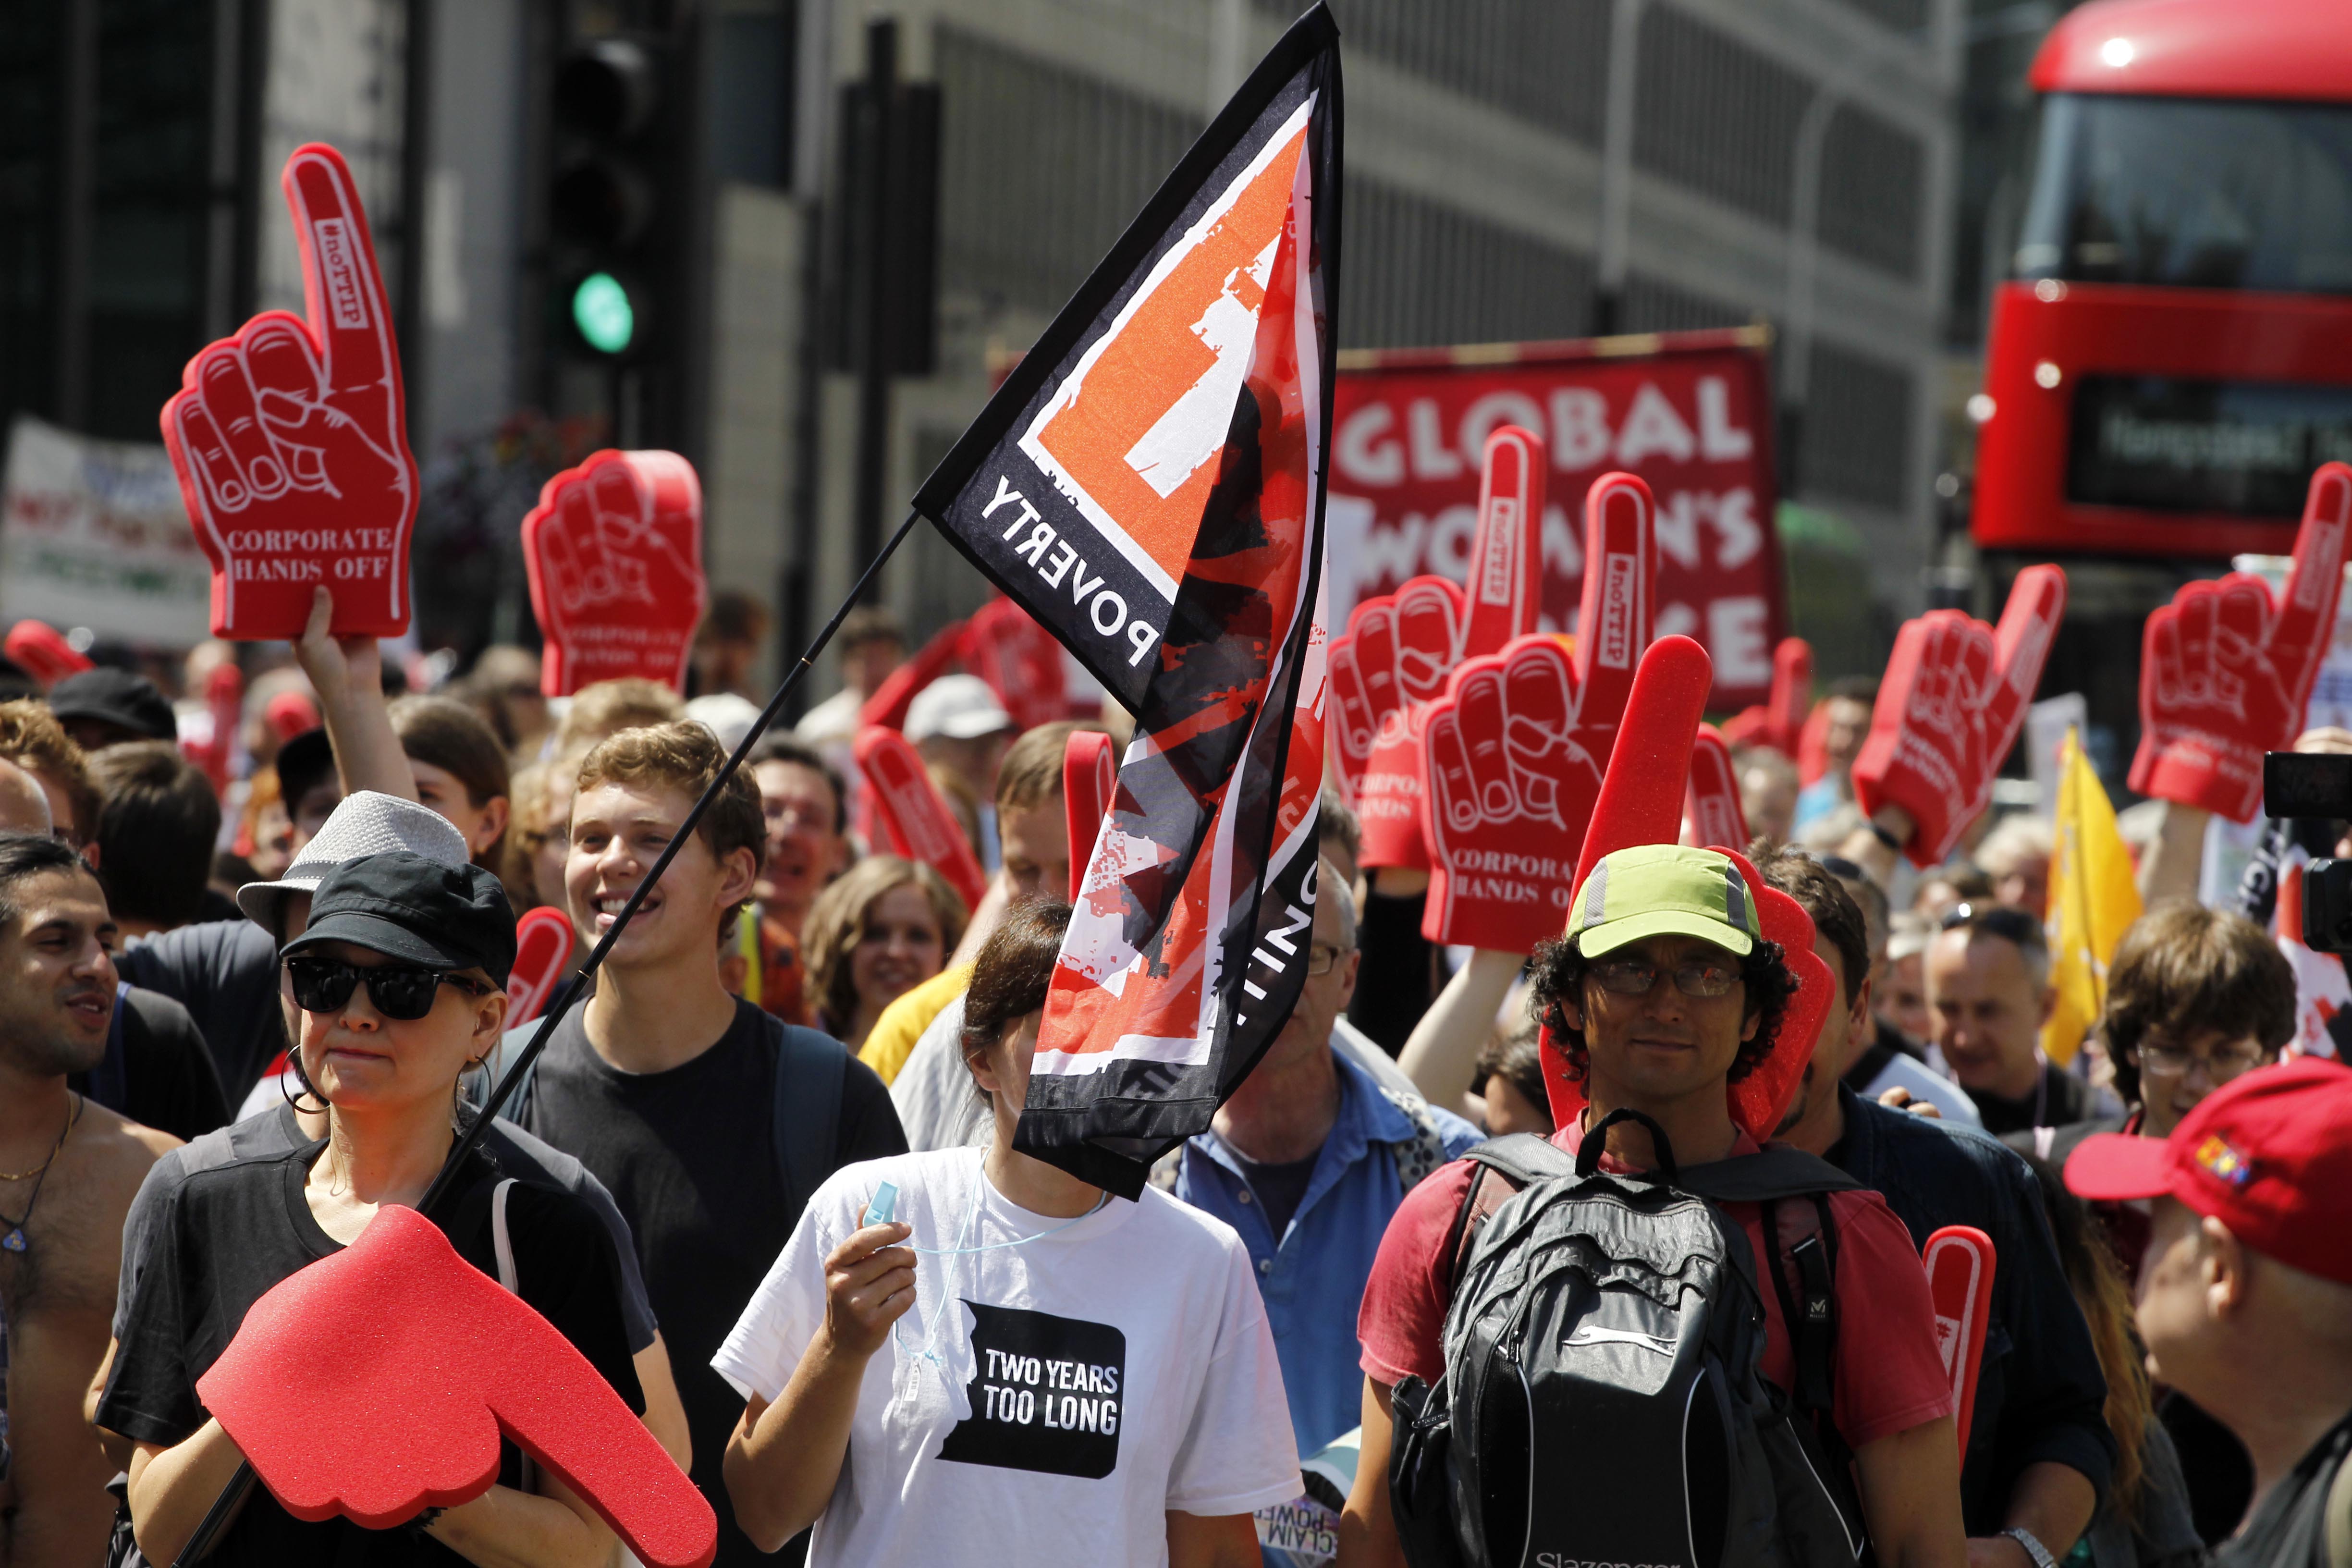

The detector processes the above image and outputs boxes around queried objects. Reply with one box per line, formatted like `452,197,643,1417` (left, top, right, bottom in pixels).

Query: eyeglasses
1940,902,2046,950
1305,943,1350,976
1590,958,1741,999
286,956,491,1021
2136,1041,2270,1081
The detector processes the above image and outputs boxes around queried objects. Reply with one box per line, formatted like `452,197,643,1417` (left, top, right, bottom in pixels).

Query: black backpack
1388,1109,1872,1568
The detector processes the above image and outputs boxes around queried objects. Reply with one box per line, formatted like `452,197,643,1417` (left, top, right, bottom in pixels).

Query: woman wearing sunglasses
99,852,645,1567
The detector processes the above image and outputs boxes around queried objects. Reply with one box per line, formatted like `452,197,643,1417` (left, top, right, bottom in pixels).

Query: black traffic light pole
849,18,897,601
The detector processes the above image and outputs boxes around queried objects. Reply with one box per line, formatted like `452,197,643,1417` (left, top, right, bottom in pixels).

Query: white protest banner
1,415,213,647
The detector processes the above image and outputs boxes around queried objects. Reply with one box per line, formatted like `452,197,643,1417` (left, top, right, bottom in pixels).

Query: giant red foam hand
1923,1225,1997,1455
1415,475,1662,950
1336,424,1549,844
1063,728,1117,904
1852,565,2068,868
960,596,1077,732
196,1205,716,1567
523,450,706,696
164,144,417,639
1684,724,1749,851
1331,576,1463,853
854,726,990,913
1719,638,1813,758
2130,464,2352,822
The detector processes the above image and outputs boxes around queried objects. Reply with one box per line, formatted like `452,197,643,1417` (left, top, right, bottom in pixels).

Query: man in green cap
1340,843,1969,1568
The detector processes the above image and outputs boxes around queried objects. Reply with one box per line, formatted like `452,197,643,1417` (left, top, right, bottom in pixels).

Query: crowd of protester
0,596,2346,1568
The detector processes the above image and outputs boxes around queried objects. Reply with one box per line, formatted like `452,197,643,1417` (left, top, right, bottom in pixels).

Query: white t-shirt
712,1148,1302,1568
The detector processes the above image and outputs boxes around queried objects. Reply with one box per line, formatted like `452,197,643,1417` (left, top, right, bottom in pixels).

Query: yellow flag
2041,727,2142,1066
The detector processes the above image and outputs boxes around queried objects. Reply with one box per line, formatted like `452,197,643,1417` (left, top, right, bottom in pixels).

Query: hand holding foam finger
2130,463,2352,821
523,450,708,696
162,143,417,639
1852,565,2068,865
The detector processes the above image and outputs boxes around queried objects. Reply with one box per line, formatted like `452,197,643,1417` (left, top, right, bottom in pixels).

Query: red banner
1328,330,1782,707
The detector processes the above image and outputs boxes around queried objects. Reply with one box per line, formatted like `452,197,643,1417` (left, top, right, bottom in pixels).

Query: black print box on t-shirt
937,1301,1126,1479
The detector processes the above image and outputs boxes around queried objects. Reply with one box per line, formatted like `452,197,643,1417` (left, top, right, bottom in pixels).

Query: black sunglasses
286,956,491,1021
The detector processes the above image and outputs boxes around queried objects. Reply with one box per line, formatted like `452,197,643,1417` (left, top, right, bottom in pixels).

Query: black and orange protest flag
912,5,1341,1195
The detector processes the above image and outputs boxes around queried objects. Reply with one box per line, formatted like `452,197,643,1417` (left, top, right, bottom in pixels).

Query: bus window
2013,94,2352,294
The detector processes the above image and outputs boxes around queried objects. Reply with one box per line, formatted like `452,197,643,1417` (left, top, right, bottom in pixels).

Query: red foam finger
859,619,965,732
1685,725,1749,851
1063,729,1117,903
507,907,576,1027
1461,425,1546,658
198,1206,715,1566
854,727,990,913
523,451,707,696
4,622,92,686
1570,472,1656,719
1795,698,1832,785
1723,852,1831,1142
1922,1225,1997,1454
2267,462,2352,687
1767,638,1813,756
1576,635,1713,880
283,144,395,397
1983,565,2066,743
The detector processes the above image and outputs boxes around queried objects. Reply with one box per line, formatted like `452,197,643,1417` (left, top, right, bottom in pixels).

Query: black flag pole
171,507,925,1566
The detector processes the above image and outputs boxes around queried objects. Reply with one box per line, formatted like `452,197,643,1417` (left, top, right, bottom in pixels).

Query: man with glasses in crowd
1164,858,1481,1460
1927,904,2120,1136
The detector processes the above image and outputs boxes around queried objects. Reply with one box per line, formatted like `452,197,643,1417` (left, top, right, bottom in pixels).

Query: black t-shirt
519,998,905,1568
2217,1409,2352,1568
109,1104,662,1356
116,919,285,1107
1230,1147,1320,1237
1971,1062,2092,1137
71,985,230,1142
98,1141,641,1566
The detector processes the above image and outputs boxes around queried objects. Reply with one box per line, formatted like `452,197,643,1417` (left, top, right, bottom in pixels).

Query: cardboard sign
1720,637,1812,757
1347,426,1548,862
1415,474,1662,949
853,726,990,913
1328,331,1783,707
1923,1225,1997,1454
506,907,575,1028
1852,566,2068,868
1063,728,1117,903
522,450,707,696
2129,463,2352,822
1685,724,1749,851
4,621,92,686
163,144,418,640
196,1204,716,1566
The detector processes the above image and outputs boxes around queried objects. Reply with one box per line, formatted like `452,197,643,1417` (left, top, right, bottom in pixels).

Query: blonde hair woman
803,856,967,1050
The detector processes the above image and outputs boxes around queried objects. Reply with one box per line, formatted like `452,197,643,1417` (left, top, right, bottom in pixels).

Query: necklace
0,1093,82,1254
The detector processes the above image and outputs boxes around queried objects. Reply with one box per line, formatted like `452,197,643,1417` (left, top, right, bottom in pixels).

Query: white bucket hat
236,789,473,932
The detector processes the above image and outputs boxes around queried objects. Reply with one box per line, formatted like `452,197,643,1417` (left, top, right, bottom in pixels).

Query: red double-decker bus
1971,0,2352,773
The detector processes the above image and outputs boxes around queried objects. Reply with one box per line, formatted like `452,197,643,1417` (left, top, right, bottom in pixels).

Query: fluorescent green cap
1565,843,1759,959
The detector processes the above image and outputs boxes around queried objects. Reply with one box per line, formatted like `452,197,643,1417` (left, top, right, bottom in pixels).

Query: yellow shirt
858,964,973,1085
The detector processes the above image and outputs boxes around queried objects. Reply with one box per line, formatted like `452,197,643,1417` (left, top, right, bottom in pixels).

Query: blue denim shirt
1172,1049,1481,1455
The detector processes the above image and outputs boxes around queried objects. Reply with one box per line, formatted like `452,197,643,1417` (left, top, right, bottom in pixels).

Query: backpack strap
772,1021,848,1224
1678,1145,1863,1204
1377,1086,1450,1193
1442,1135,1579,1289
2323,1424,2352,1568
1760,1194,1841,1419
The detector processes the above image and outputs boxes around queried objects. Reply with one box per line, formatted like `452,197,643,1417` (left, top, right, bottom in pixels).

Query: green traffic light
572,271,635,355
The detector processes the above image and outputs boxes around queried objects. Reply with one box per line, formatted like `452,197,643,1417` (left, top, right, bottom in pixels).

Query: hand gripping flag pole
172,507,927,1566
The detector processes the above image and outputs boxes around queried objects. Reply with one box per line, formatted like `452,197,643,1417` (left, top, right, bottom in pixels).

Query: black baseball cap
47,668,178,743
282,852,517,986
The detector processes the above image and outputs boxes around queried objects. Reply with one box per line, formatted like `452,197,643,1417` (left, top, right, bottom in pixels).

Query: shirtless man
0,833,175,1565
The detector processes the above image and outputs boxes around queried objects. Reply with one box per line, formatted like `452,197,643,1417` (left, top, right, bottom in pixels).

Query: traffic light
548,34,669,365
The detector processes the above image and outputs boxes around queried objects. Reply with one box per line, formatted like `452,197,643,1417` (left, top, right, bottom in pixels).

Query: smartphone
864,1182,899,1227
2265,750,2352,820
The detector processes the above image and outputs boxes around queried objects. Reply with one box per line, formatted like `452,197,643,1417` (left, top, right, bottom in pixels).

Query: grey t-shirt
109,1103,659,1354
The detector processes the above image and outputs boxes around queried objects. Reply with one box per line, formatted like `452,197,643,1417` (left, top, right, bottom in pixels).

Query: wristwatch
2004,1526,2058,1568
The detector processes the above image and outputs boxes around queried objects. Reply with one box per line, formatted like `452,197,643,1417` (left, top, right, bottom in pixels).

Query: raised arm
1396,947,1522,1117
293,584,418,802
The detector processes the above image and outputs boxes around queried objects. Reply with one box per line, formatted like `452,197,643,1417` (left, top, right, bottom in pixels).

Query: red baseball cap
2065,1056,2352,1287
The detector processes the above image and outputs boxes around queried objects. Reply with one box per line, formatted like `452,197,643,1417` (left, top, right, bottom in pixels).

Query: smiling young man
0,833,178,1566
517,720,905,1568
1341,844,1967,1568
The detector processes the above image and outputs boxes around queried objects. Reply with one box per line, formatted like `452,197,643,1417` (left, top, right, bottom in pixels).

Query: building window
1819,102,1923,279
1286,0,1611,146
933,25,1202,318
1803,341,1911,509
1635,7,1810,229
1342,174,1595,348
1619,273,1752,334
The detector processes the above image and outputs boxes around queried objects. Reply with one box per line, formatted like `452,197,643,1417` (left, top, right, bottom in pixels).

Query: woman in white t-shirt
714,901,1299,1567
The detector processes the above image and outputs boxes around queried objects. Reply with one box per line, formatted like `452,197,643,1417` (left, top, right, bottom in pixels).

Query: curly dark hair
1527,931,1799,1087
